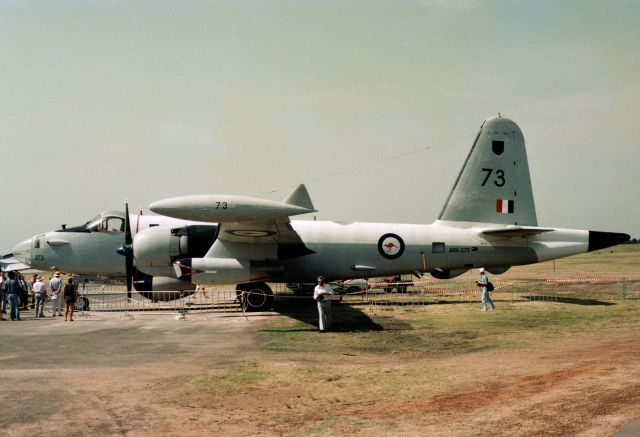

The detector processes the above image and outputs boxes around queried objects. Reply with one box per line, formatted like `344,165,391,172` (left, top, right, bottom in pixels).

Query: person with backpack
477,268,496,311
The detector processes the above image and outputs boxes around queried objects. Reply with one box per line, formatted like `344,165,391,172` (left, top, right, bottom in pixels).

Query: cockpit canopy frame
57,210,126,233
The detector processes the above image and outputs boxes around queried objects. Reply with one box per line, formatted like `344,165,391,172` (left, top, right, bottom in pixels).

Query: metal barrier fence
358,276,638,308
60,276,638,315
74,284,242,314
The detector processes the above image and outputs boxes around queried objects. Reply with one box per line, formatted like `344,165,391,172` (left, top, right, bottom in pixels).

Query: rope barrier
508,277,624,283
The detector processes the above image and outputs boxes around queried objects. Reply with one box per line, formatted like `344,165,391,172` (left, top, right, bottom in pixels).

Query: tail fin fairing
283,184,315,211
439,115,538,226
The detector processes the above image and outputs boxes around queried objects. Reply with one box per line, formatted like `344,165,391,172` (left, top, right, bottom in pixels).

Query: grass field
3,245,638,436
178,245,640,435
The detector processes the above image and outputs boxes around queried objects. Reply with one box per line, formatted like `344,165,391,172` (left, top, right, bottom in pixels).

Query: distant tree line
626,237,639,244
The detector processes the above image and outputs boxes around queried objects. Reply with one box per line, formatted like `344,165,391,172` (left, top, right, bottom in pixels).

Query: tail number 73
481,168,505,187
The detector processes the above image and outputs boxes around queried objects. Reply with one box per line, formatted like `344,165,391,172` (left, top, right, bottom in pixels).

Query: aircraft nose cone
12,238,32,264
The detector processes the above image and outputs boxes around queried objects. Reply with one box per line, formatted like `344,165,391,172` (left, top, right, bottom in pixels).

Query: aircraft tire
75,296,90,311
236,283,273,312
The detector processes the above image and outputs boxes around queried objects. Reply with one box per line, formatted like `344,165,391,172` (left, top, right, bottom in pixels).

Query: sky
1,0,639,254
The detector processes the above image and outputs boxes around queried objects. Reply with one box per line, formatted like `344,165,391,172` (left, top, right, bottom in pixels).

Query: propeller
116,201,135,299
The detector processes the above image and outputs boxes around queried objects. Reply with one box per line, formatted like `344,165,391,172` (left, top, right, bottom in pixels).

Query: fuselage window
34,238,41,249
432,242,445,253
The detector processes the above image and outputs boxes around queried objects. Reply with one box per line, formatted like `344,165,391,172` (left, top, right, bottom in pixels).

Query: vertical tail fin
439,115,538,226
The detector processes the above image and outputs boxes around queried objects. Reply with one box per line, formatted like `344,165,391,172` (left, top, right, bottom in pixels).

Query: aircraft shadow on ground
522,296,616,306
273,298,401,332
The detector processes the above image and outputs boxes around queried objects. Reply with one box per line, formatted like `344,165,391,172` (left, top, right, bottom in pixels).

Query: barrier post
619,277,631,299
176,291,188,320
120,291,134,320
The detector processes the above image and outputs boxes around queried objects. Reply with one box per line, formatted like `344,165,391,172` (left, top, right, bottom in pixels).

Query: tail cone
588,231,630,252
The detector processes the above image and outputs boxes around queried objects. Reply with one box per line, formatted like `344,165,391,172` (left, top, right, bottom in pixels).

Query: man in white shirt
32,276,47,318
49,272,63,317
313,276,334,332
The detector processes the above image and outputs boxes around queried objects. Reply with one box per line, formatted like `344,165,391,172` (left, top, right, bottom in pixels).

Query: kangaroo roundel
378,233,405,259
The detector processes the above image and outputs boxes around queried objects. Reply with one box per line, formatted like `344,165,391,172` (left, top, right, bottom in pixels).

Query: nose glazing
12,238,33,264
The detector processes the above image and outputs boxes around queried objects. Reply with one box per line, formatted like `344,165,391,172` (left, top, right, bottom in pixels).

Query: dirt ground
1,292,640,437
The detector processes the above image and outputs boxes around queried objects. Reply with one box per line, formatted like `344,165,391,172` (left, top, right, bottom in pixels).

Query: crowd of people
0,270,77,321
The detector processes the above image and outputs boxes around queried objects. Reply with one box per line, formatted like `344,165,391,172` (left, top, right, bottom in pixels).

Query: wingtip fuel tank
150,194,315,222
150,184,317,223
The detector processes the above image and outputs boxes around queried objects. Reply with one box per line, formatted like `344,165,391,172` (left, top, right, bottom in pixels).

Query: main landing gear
235,282,273,312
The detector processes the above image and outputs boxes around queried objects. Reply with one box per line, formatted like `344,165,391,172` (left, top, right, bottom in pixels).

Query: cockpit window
86,216,103,232
86,216,125,233
84,216,102,232
104,217,125,232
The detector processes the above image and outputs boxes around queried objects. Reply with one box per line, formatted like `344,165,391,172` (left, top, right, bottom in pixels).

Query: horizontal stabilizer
482,226,554,239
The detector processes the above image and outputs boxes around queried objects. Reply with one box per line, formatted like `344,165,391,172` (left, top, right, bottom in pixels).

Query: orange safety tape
240,276,628,300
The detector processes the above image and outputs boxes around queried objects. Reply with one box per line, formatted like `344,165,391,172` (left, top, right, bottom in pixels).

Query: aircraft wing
1,254,30,271
150,184,317,260
212,217,316,259
481,226,555,239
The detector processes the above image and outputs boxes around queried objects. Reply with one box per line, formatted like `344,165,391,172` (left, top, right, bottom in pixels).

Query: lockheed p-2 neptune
12,115,629,309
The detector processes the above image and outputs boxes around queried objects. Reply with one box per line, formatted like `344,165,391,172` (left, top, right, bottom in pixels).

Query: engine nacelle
175,258,284,284
486,266,511,275
133,275,197,302
430,268,469,280
133,225,217,277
